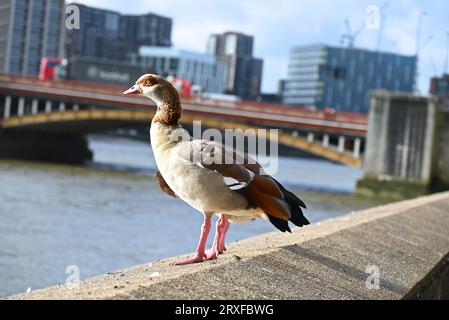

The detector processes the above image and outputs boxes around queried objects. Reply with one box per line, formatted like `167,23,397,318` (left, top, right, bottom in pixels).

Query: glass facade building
0,0,65,76
65,3,172,61
282,44,417,113
207,32,263,100
136,46,225,94
64,5,120,60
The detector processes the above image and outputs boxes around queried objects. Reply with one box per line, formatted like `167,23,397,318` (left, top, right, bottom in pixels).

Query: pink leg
206,214,230,260
218,216,230,253
173,216,211,265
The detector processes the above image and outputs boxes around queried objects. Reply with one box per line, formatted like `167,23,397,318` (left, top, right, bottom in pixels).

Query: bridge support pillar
338,136,345,153
307,132,314,143
353,138,361,159
3,95,11,119
45,100,52,113
59,102,65,112
31,99,38,114
18,97,25,116
322,134,329,148
356,91,449,200
73,104,80,111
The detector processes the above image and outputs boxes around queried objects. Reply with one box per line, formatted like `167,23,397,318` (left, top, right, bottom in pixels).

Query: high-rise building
65,3,172,61
429,74,449,108
282,44,417,113
118,14,172,57
134,46,225,94
0,0,66,76
207,32,263,100
64,4,120,60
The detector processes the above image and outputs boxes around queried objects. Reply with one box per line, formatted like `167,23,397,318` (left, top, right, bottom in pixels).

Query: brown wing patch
246,176,290,221
202,163,252,182
155,171,177,198
249,175,283,198
243,162,264,175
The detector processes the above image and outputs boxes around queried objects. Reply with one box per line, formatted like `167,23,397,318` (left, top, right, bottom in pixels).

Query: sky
75,0,448,94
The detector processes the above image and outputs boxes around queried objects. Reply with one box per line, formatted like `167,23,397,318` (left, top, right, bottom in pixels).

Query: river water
0,135,386,297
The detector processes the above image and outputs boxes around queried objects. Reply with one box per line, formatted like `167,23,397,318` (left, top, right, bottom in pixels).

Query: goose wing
179,140,309,232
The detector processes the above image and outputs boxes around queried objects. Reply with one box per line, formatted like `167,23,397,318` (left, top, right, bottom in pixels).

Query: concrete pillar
18,97,25,116
400,110,411,178
353,138,361,159
45,101,52,113
59,102,65,112
307,132,314,143
338,136,346,153
73,104,80,111
364,94,391,175
322,134,330,148
356,92,446,199
421,98,438,182
4,95,11,118
31,99,39,114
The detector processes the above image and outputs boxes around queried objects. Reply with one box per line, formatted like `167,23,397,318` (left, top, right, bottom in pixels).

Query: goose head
124,74,182,125
123,74,180,107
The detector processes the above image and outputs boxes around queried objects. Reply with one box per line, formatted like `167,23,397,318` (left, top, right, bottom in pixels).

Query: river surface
0,135,387,297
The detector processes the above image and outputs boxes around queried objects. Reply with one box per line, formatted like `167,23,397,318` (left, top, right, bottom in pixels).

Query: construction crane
444,31,449,74
429,58,438,75
419,35,433,54
340,18,364,48
415,11,427,56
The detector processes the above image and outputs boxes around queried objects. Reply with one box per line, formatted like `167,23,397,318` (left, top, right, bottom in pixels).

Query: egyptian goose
124,74,309,265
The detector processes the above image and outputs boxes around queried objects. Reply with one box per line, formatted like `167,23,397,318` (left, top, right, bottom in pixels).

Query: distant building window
386,63,392,81
169,58,179,70
404,65,410,82
319,65,345,79
349,60,356,76
334,67,346,79
357,76,363,92
225,34,237,55
368,62,374,78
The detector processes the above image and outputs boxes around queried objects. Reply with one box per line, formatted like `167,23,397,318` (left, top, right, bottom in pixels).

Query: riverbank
6,191,449,300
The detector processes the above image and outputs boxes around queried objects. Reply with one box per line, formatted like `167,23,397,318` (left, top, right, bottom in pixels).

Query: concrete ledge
5,192,449,300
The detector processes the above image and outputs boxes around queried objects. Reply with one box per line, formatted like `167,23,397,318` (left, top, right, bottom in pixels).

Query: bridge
0,74,367,167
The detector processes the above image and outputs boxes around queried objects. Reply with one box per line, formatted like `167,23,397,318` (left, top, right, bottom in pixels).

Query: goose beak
123,85,142,95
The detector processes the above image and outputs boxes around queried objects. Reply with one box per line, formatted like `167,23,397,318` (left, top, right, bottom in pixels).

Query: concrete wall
358,91,448,199
364,91,436,181
5,191,449,300
433,110,449,189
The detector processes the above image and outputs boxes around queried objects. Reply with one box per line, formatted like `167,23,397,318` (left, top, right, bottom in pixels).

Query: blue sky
76,0,448,94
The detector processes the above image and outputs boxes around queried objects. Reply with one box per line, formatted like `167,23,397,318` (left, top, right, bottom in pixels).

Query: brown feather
246,183,291,221
250,175,283,198
202,163,251,182
152,85,182,126
137,74,158,87
155,170,178,198
243,163,264,174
